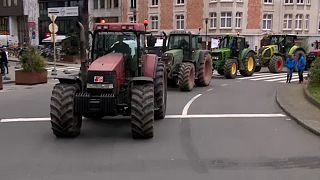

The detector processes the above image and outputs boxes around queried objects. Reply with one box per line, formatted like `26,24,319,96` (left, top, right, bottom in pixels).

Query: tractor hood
211,48,230,54
164,49,183,57
89,53,124,71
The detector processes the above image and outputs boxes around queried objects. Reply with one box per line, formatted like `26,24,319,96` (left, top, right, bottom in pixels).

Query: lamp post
205,18,208,50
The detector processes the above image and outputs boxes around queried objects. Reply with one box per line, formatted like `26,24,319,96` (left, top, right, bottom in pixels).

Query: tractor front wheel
240,52,256,77
154,61,167,120
131,83,154,139
50,83,82,138
196,53,213,86
178,62,195,91
268,55,283,73
224,59,238,79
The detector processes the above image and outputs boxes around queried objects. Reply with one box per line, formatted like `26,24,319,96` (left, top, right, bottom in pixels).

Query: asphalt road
0,73,320,180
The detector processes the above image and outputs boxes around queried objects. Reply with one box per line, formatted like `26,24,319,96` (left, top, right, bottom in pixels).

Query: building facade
38,0,88,44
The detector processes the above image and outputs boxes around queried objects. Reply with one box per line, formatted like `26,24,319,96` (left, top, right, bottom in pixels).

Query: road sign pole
50,15,58,76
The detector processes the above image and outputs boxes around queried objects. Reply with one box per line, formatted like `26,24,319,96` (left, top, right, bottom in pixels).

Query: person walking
285,54,296,83
297,53,306,84
0,48,8,75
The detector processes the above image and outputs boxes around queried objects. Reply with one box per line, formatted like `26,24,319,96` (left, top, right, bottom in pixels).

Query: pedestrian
0,48,8,75
297,53,306,84
285,54,296,83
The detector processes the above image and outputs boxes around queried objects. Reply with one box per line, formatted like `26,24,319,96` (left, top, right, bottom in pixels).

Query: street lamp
205,18,208,50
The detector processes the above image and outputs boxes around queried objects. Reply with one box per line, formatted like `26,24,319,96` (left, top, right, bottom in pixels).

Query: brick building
106,0,320,50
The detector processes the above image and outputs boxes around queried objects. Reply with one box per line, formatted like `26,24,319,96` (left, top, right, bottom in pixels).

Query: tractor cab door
284,36,295,53
235,37,245,58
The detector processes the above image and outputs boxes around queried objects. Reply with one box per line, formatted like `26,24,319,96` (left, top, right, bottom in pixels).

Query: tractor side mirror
311,43,314,47
245,41,250,48
198,37,202,43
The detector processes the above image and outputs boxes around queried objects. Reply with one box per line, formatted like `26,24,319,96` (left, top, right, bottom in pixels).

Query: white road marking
0,114,287,123
206,88,213,92
251,74,286,81
165,114,286,119
238,73,282,80
0,118,50,123
221,84,229,87
182,94,202,116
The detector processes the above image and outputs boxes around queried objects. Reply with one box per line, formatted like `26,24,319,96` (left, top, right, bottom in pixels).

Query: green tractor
162,31,213,91
211,35,257,79
256,34,306,73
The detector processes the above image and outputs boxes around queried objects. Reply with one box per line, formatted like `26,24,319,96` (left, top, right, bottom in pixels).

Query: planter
0,76,2,90
15,70,48,85
61,55,80,63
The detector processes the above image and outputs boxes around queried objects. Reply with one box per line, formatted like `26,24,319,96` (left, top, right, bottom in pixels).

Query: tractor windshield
93,32,137,60
219,37,236,49
168,35,190,50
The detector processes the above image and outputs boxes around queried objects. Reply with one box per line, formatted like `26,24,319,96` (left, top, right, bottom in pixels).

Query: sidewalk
2,59,80,84
276,83,320,136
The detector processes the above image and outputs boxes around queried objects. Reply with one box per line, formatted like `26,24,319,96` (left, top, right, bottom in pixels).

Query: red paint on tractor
312,49,320,56
89,53,125,87
142,54,158,78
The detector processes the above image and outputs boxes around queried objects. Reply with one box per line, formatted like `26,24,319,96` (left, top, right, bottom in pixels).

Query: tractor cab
260,34,296,54
218,35,247,58
167,31,202,61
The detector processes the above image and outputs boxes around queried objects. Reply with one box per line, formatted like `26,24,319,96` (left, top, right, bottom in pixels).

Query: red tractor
50,22,167,139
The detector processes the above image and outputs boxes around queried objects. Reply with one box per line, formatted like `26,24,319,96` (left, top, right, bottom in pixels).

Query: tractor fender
239,48,256,70
142,54,158,79
132,77,154,85
56,77,83,90
288,45,305,56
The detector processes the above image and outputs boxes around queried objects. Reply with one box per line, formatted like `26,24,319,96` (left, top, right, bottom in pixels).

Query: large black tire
196,53,213,86
255,66,262,72
131,83,154,139
268,55,283,73
50,83,82,138
224,59,238,79
239,52,256,77
154,61,167,120
178,62,195,91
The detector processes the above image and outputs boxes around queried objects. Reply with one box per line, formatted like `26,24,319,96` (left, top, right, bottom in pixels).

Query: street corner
276,83,320,136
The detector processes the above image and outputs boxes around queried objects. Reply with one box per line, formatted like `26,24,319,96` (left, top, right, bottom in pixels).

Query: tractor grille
74,92,116,115
87,71,116,85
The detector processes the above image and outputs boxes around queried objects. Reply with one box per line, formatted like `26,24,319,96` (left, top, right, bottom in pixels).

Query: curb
9,59,67,67
303,85,320,109
2,77,55,85
275,88,320,136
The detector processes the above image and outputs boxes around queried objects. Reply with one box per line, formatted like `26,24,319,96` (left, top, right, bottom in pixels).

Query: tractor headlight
212,56,219,60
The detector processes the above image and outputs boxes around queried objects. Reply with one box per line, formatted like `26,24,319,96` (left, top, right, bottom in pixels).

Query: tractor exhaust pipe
77,22,88,89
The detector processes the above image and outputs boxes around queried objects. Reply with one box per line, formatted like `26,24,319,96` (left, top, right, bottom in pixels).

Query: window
235,12,242,29
220,12,232,28
150,16,159,30
176,14,184,30
100,0,105,8
284,0,293,4
263,14,272,30
106,0,112,8
283,14,292,29
305,14,309,30
0,17,9,35
93,0,98,9
129,16,135,23
12,0,17,6
297,0,304,4
295,14,303,29
264,0,273,4
176,0,184,5
209,12,217,29
3,0,6,7
306,0,310,5
236,0,243,2
210,0,217,2
131,0,136,8
114,0,119,7
151,0,158,6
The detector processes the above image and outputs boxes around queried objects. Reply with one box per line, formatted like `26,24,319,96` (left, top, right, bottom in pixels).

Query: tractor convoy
49,20,316,139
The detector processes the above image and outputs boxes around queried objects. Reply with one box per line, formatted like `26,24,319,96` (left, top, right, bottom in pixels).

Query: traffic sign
48,7,79,17
49,15,57,22
49,23,58,34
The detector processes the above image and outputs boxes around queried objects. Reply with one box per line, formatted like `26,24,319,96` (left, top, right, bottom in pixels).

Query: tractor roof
264,34,297,38
222,35,246,38
93,23,146,32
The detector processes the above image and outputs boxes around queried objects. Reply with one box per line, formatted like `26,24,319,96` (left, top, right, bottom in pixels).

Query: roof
169,30,193,35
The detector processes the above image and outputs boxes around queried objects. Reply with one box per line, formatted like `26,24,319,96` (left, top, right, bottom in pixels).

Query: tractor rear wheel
154,61,167,120
131,83,154,139
178,62,195,91
50,83,82,138
196,53,213,86
268,55,283,73
240,52,256,77
224,59,238,79
255,66,262,72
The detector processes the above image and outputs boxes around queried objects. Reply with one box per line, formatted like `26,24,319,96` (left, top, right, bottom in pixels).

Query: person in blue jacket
286,54,296,83
297,53,306,83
